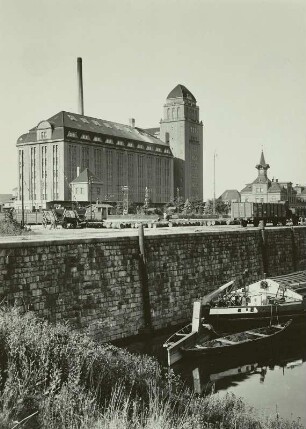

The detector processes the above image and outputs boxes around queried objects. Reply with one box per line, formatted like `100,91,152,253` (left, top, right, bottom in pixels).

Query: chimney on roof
276,179,278,182
129,118,135,128
77,58,84,115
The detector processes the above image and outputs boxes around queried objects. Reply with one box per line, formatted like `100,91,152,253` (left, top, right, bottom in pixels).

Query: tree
183,198,192,215
204,199,229,216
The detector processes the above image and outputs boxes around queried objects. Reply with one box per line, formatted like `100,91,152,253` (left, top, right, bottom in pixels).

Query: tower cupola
255,150,270,180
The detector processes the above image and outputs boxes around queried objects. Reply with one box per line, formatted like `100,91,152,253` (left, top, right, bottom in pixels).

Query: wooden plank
218,338,237,345
244,331,268,337
166,331,197,366
192,301,202,333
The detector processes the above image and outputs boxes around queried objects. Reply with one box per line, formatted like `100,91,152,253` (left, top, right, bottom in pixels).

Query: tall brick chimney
77,57,84,115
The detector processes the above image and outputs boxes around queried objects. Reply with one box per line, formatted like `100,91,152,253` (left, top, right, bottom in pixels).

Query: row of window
190,126,198,134
74,186,101,195
66,131,170,154
166,106,198,121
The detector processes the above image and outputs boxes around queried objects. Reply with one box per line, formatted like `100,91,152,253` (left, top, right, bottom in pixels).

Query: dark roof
167,84,196,102
252,177,271,185
17,112,172,152
256,150,270,169
71,168,103,184
219,189,241,201
268,181,283,193
0,194,13,203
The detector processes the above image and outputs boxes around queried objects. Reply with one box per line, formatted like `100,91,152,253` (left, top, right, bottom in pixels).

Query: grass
0,307,303,429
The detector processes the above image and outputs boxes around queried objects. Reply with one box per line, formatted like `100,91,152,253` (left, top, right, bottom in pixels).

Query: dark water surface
123,322,306,425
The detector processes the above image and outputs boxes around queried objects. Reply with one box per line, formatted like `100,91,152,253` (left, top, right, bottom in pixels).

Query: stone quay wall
0,227,305,342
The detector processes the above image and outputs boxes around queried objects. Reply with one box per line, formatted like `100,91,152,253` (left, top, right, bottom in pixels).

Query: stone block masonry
0,227,305,342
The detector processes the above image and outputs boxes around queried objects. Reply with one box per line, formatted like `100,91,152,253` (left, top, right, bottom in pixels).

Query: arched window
172,108,175,119
167,108,170,119
177,107,180,118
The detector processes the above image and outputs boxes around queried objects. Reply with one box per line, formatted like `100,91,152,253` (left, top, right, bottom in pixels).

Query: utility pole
21,150,25,228
213,151,217,216
89,175,93,220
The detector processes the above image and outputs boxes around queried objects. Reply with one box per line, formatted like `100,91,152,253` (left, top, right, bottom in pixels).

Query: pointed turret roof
256,150,270,170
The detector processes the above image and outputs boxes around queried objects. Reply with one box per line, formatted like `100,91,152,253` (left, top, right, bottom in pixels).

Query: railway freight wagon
231,202,298,227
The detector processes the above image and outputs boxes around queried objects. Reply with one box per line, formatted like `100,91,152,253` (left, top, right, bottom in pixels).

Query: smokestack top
129,118,135,128
77,57,84,115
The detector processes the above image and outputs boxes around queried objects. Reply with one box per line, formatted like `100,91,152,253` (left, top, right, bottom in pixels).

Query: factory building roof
17,111,172,153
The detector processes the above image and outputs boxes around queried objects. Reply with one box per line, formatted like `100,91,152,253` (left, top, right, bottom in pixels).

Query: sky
0,0,305,199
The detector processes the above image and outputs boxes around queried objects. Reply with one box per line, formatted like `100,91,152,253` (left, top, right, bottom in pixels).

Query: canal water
123,322,306,425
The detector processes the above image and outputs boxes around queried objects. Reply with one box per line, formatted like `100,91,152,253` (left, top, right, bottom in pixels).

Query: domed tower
160,84,203,201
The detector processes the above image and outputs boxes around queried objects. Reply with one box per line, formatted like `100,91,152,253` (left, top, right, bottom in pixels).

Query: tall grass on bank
0,307,303,429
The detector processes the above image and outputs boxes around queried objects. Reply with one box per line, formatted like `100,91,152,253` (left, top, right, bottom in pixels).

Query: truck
231,202,298,227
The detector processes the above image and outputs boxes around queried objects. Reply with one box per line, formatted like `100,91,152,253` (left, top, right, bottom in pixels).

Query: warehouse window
93,136,102,142
67,131,78,138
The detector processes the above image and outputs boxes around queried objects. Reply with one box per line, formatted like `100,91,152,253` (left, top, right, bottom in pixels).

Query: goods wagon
231,202,298,227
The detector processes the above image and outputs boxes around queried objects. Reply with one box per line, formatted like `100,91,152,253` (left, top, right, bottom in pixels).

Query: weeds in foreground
0,307,303,429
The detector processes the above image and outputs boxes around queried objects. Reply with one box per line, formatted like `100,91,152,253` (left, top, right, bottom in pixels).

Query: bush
0,219,26,236
0,308,303,429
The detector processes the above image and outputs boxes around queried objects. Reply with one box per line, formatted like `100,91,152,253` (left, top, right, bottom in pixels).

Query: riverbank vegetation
0,307,303,429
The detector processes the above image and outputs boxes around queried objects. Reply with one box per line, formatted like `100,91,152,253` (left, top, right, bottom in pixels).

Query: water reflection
122,321,306,424
175,325,306,397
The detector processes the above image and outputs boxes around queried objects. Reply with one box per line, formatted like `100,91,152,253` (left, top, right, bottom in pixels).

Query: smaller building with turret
240,151,297,204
